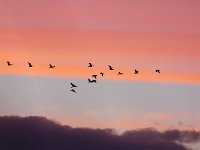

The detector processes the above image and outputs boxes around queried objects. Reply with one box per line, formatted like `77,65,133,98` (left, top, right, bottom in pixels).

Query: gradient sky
0,0,200,142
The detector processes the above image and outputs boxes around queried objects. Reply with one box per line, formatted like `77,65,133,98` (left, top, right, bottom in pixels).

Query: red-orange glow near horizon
0,27,200,84
0,62,200,84
49,111,200,132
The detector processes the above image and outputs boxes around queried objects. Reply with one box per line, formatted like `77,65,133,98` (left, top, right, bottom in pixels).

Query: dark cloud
0,116,199,150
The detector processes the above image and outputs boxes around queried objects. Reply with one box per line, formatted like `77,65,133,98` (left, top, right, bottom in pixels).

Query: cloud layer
0,116,199,150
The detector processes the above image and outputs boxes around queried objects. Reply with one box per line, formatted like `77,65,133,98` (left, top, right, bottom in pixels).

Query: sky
0,0,200,149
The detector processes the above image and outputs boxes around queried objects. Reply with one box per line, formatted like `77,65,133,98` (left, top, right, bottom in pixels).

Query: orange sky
0,0,200,134
1,0,200,84
0,27,200,84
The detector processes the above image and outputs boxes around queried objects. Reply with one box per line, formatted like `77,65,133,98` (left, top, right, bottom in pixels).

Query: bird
108,65,114,70
70,89,76,93
177,121,183,126
134,69,139,74
118,72,123,75
88,79,97,83
92,75,98,79
154,121,159,126
155,70,160,73
88,63,94,67
7,61,13,66
28,62,33,67
100,72,104,77
49,64,55,69
70,83,77,88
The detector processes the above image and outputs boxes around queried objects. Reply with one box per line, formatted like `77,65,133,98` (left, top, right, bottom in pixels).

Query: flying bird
155,70,160,73
92,75,98,79
7,61,13,66
70,89,76,93
108,65,114,70
28,62,33,67
88,79,97,83
49,64,55,69
154,121,160,126
100,72,104,77
134,69,139,74
70,83,77,88
177,121,183,126
118,72,123,75
88,63,94,67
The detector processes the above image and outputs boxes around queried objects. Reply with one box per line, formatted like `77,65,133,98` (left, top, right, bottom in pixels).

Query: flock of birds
4,61,196,130
4,61,160,93
71,63,160,93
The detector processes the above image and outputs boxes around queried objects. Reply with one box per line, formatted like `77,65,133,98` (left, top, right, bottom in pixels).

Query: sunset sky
0,0,200,143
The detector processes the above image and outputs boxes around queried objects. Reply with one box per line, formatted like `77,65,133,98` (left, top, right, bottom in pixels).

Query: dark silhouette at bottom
0,116,194,150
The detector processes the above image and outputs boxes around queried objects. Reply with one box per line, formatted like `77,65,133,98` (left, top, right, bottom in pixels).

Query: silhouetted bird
92,75,98,79
154,121,159,126
134,69,139,74
155,70,160,73
88,63,94,67
70,89,76,93
28,62,33,67
108,65,114,70
177,121,183,126
100,72,104,77
7,61,13,66
88,79,97,83
49,64,55,69
118,72,123,75
70,83,77,88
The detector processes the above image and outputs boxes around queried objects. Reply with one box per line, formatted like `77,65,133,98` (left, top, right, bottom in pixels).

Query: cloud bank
0,116,199,150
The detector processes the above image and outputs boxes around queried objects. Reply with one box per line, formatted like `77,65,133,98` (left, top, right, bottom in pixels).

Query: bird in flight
92,75,98,79
28,62,33,67
155,70,160,73
70,83,77,88
118,72,123,75
88,79,97,83
108,65,114,70
7,61,13,66
177,121,183,126
49,64,55,69
70,89,76,93
100,72,104,77
134,69,139,74
154,121,159,126
88,63,94,67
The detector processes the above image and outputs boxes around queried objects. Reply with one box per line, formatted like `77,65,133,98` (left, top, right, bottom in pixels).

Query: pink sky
0,0,200,133
1,0,200,84
0,27,200,84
